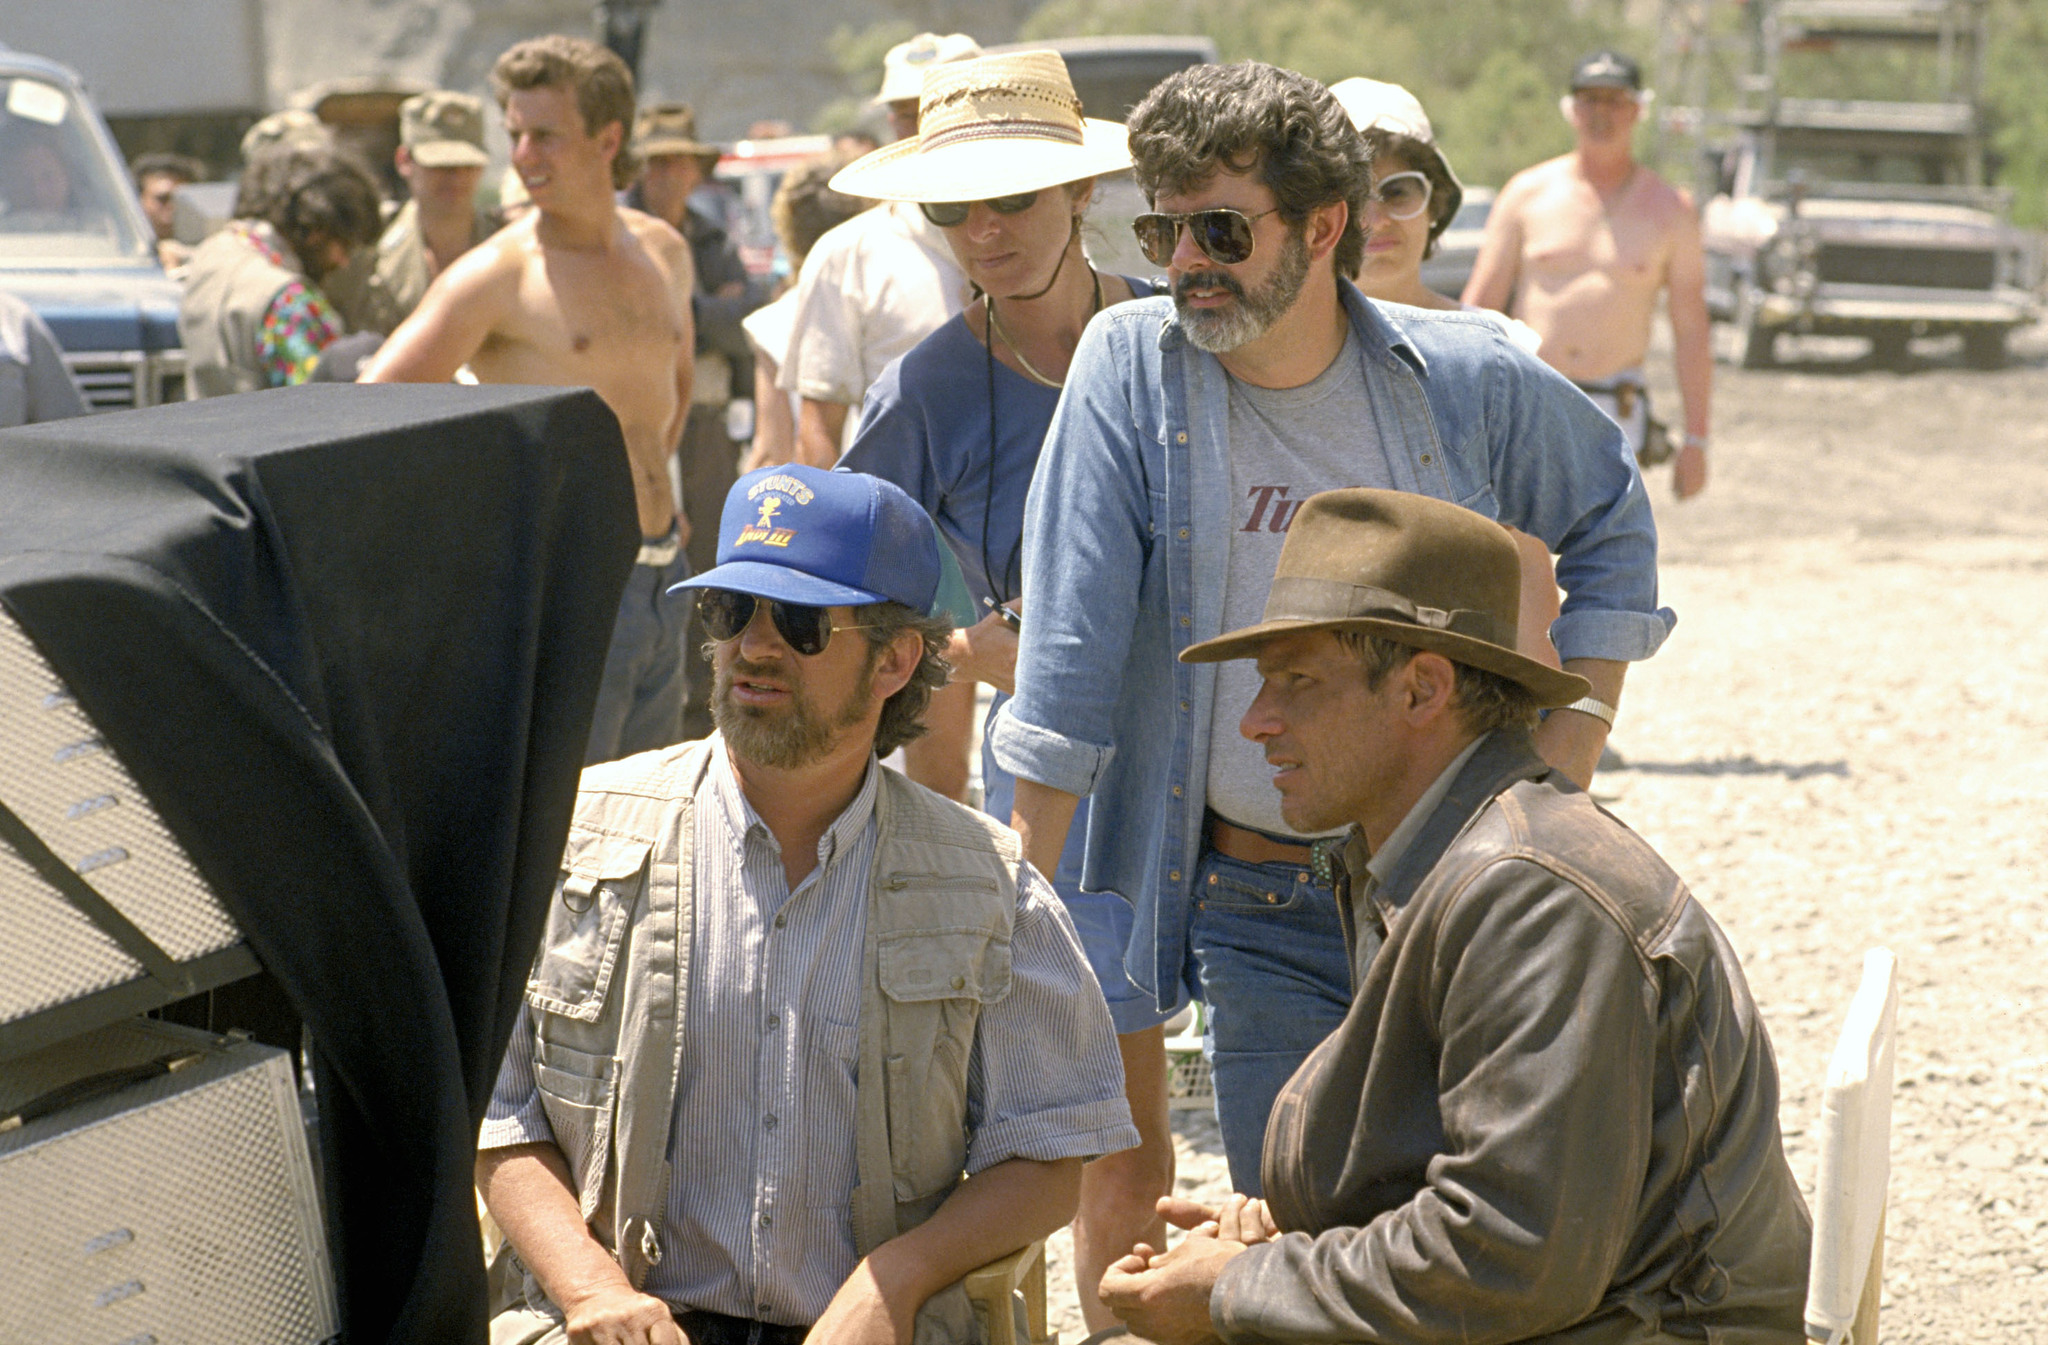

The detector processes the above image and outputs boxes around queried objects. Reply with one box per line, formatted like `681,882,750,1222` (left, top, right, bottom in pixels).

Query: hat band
1264,576,1507,647
917,116,1085,153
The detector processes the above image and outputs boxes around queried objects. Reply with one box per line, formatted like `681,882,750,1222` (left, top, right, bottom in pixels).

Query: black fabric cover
0,384,638,1343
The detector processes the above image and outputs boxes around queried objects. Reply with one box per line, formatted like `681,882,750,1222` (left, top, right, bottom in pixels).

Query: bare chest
1519,180,1669,291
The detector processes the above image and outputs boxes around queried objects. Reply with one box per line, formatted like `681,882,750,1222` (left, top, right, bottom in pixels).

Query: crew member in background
1464,50,1713,499
628,100,766,739
130,151,206,269
359,35,697,766
179,141,382,395
354,91,497,337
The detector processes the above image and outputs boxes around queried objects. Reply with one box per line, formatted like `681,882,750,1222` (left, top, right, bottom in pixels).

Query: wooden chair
1804,948,1898,1345
964,1238,1054,1345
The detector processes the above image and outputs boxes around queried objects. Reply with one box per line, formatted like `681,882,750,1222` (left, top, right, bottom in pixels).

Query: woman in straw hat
1331,76,1563,670
833,49,1175,1332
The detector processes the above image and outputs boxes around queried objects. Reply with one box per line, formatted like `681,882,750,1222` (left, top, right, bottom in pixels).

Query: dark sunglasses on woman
1130,206,1280,268
918,191,1041,228
696,589,877,656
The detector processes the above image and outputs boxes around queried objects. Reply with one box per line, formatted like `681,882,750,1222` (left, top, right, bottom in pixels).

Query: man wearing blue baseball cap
479,464,1137,1345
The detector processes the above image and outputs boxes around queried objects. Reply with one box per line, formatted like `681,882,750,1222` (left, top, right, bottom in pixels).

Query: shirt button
1178,528,1189,539
764,1114,778,1130
1176,431,1187,443
1179,701,1190,712
1168,869,1181,882
1172,785,1183,797
766,1013,780,1030
760,1214,773,1229
774,913,787,928
1420,452,1434,465
951,975,966,990
1179,616,1191,627
760,1304,772,1316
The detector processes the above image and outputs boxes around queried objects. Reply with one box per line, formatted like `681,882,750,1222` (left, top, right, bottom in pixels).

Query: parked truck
1698,0,2039,368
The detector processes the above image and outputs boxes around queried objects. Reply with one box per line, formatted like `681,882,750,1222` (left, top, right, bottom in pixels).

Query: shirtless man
361,35,697,764
1465,50,1712,500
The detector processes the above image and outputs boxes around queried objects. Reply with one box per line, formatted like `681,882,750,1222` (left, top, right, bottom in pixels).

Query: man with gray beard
992,60,1673,1194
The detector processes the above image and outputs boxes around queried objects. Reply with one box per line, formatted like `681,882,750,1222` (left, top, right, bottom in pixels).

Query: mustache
1173,269,1247,303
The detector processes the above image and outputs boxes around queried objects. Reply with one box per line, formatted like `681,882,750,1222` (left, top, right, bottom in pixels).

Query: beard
1173,226,1313,353
711,649,878,770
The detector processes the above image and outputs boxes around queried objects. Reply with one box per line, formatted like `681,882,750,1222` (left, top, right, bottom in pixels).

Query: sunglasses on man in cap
695,590,881,657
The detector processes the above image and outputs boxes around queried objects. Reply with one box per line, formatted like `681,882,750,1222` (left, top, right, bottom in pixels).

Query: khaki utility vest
179,226,304,398
520,739,1018,1341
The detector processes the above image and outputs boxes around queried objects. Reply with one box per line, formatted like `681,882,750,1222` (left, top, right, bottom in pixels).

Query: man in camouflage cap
353,90,499,335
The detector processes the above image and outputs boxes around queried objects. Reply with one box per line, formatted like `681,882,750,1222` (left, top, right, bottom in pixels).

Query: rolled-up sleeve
1483,342,1676,664
988,314,1152,798
1209,863,1655,1344
963,861,1139,1172
478,1000,557,1151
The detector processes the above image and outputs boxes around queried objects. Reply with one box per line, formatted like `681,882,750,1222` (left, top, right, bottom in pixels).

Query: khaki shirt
349,200,498,336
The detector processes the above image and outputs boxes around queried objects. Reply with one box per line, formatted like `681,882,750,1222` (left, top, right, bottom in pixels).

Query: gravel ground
1040,324,2048,1342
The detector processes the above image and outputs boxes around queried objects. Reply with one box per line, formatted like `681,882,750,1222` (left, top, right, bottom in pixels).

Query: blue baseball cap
669,465,941,611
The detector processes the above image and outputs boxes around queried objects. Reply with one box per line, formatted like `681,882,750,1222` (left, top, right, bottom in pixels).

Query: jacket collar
1153,273,1429,379
1350,726,1554,924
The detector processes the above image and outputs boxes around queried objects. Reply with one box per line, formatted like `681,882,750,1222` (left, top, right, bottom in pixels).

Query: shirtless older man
361,35,697,763
1465,50,1712,500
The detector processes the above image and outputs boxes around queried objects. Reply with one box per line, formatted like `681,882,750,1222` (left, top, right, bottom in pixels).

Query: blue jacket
988,282,1675,1007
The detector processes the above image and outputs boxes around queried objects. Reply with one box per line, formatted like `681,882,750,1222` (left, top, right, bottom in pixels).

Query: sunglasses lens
767,601,832,656
1377,174,1431,220
698,589,756,642
1132,213,1179,266
988,190,1040,214
1193,210,1256,265
920,201,971,228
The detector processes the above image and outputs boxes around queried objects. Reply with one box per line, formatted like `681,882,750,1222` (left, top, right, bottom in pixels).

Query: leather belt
1205,814,1316,867
636,527,681,568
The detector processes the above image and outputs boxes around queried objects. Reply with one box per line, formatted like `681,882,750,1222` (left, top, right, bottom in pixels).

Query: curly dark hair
234,142,383,275
1334,630,1541,736
1127,61,1372,278
854,602,956,758
1359,129,1459,257
492,35,640,190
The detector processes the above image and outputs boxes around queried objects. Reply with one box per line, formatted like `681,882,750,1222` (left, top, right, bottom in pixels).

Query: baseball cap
670,465,940,612
401,91,490,168
1570,50,1643,92
874,32,983,104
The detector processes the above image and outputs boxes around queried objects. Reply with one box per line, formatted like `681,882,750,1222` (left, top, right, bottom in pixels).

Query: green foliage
1986,0,2048,225
1019,0,1642,189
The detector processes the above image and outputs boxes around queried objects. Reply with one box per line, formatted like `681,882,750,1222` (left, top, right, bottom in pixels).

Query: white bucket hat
1328,77,1464,238
874,32,985,105
832,50,1131,204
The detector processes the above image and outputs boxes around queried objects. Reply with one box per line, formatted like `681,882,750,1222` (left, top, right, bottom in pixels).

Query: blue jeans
1187,848,1352,1194
585,548,692,765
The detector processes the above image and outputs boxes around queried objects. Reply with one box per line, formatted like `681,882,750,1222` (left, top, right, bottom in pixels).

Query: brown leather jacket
1213,729,1811,1344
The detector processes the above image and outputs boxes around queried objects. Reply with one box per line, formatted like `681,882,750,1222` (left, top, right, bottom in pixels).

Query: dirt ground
1041,323,2048,1342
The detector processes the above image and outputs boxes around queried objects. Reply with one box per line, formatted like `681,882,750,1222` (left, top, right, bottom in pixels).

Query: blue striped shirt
482,745,1137,1322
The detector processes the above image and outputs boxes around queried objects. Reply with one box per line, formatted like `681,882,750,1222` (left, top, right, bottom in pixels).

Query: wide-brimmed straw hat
1329,77,1464,240
1180,489,1591,708
831,51,1131,204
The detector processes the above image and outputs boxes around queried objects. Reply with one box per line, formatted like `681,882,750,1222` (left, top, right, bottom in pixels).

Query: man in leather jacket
1100,488,1810,1345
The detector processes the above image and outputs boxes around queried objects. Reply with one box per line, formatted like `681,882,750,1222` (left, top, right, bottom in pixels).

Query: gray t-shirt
1206,329,1395,836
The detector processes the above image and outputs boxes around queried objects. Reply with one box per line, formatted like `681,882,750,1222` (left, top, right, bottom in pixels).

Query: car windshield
0,74,151,265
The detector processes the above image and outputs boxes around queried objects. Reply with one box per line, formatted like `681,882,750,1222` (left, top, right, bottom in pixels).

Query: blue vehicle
0,46,186,408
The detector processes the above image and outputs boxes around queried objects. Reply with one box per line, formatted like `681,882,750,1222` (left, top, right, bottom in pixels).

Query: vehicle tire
1735,286,1776,369
1962,326,2008,371
1869,328,1911,369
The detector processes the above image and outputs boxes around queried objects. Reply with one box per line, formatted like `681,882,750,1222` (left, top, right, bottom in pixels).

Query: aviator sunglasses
696,589,877,656
919,191,1041,228
1367,170,1433,221
1130,206,1279,268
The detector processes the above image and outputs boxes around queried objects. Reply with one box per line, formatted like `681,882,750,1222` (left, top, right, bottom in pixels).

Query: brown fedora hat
1180,488,1591,707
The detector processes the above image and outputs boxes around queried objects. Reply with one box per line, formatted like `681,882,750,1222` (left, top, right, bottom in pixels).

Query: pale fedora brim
829,118,1131,203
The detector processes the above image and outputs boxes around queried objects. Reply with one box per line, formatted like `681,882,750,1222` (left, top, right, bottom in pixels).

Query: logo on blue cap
669,464,941,614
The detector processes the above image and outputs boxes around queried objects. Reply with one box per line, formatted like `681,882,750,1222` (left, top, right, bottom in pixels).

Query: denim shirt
988,281,1675,1008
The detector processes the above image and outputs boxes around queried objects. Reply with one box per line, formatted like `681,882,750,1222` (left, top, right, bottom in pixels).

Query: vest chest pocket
527,833,653,1023
878,926,1012,1202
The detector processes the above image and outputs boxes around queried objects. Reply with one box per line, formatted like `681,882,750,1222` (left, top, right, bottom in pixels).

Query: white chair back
1804,947,1899,1345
